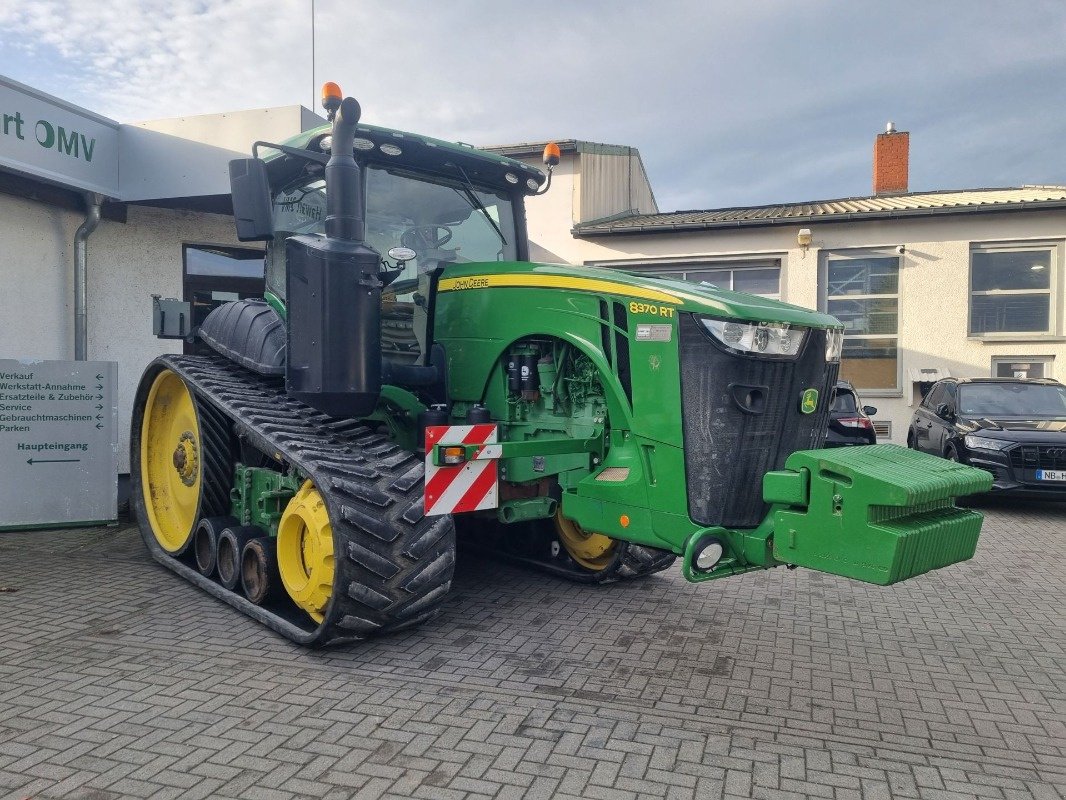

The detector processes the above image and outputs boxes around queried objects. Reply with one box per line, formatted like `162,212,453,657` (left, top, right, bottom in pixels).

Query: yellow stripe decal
438,274,682,304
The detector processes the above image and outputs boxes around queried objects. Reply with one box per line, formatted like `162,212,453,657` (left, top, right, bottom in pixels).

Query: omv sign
0,75,118,196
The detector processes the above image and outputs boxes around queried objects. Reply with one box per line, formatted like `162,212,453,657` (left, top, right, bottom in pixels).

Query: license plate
1036,470,1066,481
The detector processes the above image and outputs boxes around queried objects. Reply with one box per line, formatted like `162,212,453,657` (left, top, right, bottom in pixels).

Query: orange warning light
542,142,561,167
619,514,630,528
321,81,343,106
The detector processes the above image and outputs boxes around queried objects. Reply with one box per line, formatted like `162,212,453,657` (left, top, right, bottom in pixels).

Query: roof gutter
572,200,1066,237
74,193,103,361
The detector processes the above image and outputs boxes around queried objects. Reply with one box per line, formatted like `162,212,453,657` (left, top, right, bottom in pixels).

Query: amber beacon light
534,142,562,195
321,81,343,119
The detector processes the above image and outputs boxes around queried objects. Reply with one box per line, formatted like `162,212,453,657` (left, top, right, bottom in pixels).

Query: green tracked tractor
131,84,992,646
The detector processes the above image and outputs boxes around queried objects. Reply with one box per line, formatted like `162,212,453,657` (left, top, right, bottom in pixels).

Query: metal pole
74,193,103,361
311,0,316,110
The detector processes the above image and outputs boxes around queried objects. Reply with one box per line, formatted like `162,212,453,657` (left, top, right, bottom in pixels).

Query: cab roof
268,121,546,196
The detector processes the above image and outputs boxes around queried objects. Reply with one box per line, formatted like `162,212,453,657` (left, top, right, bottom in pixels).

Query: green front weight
764,445,992,585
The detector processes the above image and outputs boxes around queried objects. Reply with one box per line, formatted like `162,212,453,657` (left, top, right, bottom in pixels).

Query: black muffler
286,95,382,418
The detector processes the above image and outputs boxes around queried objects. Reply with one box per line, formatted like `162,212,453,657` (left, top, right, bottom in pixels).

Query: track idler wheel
277,480,335,623
138,370,203,554
217,526,263,591
554,512,618,571
468,510,678,585
134,366,232,558
241,537,282,605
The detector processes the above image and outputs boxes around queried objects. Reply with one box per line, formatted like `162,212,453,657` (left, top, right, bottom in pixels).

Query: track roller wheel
217,526,263,590
277,481,335,623
241,537,282,605
193,516,236,577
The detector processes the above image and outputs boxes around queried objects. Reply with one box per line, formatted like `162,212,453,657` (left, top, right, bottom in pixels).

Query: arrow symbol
95,404,103,410
96,374,103,380
27,458,81,465
95,415,102,421
95,395,102,400
95,423,103,429
95,384,103,390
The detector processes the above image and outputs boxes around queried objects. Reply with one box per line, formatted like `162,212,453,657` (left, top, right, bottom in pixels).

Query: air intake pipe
285,96,383,417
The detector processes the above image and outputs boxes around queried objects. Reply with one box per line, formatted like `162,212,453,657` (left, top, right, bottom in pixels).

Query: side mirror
936,402,953,420
229,158,274,241
862,405,877,416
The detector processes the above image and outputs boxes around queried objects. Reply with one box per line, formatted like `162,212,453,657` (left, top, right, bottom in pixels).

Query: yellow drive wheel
554,511,618,572
277,480,335,623
140,369,203,553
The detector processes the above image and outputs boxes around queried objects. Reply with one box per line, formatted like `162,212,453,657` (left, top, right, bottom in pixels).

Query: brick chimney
873,122,909,195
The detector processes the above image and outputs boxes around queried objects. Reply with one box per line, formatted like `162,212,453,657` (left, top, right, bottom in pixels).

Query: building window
634,260,781,299
970,244,1057,335
823,254,899,390
991,355,1053,380
183,244,266,355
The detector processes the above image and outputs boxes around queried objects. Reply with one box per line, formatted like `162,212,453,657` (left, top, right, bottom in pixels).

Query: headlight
825,328,844,363
701,318,807,358
963,435,1010,451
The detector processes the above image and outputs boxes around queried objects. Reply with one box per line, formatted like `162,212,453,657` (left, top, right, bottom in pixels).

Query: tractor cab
266,156,524,366
221,84,550,418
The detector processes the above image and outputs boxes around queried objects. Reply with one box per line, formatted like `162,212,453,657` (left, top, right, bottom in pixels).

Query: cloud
2,0,1064,209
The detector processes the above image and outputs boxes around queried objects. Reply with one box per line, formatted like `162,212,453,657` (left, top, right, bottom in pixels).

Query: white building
491,132,1066,444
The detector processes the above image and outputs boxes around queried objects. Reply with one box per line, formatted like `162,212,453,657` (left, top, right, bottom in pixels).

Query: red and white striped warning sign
424,424,501,516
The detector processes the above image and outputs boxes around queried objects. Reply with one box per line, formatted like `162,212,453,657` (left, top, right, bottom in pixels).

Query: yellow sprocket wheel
277,480,335,623
140,369,202,553
554,511,618,571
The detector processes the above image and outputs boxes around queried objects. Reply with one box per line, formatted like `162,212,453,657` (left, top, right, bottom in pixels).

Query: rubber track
460,517,677,585
132,354,455,647
499,541,677,585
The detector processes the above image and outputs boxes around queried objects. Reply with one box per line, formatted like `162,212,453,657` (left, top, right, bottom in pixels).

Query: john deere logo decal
800,388,819,414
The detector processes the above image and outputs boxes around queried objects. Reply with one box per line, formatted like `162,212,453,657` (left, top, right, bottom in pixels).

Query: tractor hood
439,260,842,329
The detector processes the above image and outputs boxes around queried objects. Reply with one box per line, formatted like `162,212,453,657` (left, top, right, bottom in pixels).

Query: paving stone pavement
0,499,1063,800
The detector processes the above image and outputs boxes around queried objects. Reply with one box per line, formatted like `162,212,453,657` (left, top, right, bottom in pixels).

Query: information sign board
0,359,118,529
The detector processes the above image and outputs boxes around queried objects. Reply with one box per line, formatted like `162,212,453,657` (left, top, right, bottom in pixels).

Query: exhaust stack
285,89,383,417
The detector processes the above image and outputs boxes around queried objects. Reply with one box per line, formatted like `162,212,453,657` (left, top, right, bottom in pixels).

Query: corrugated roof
483,140,640,158
573,186,1066,235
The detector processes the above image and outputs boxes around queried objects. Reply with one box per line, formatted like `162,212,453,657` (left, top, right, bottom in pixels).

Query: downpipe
74,193,103,360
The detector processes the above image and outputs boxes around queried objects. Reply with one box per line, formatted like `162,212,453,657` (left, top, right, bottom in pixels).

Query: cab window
266,166,518,366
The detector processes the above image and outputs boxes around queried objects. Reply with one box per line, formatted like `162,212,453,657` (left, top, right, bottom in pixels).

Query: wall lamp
797,228,813,253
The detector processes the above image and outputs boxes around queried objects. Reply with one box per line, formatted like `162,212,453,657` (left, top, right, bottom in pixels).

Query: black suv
825,380,877,447
908,377,1066,497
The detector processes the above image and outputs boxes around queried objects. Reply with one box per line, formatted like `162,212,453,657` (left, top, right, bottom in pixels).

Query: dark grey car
907,377,1066,497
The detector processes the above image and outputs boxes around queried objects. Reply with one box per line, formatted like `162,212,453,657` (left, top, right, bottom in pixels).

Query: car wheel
945,444,959,462
907,430,915,449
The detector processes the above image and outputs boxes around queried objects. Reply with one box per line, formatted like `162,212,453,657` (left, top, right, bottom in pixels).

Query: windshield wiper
451,163,507,247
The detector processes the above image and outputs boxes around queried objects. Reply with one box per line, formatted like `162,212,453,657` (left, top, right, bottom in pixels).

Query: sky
1,0,1065,212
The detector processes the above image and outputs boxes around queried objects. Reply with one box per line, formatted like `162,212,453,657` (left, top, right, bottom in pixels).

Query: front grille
678,313,838,528
1009,445,1066,471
